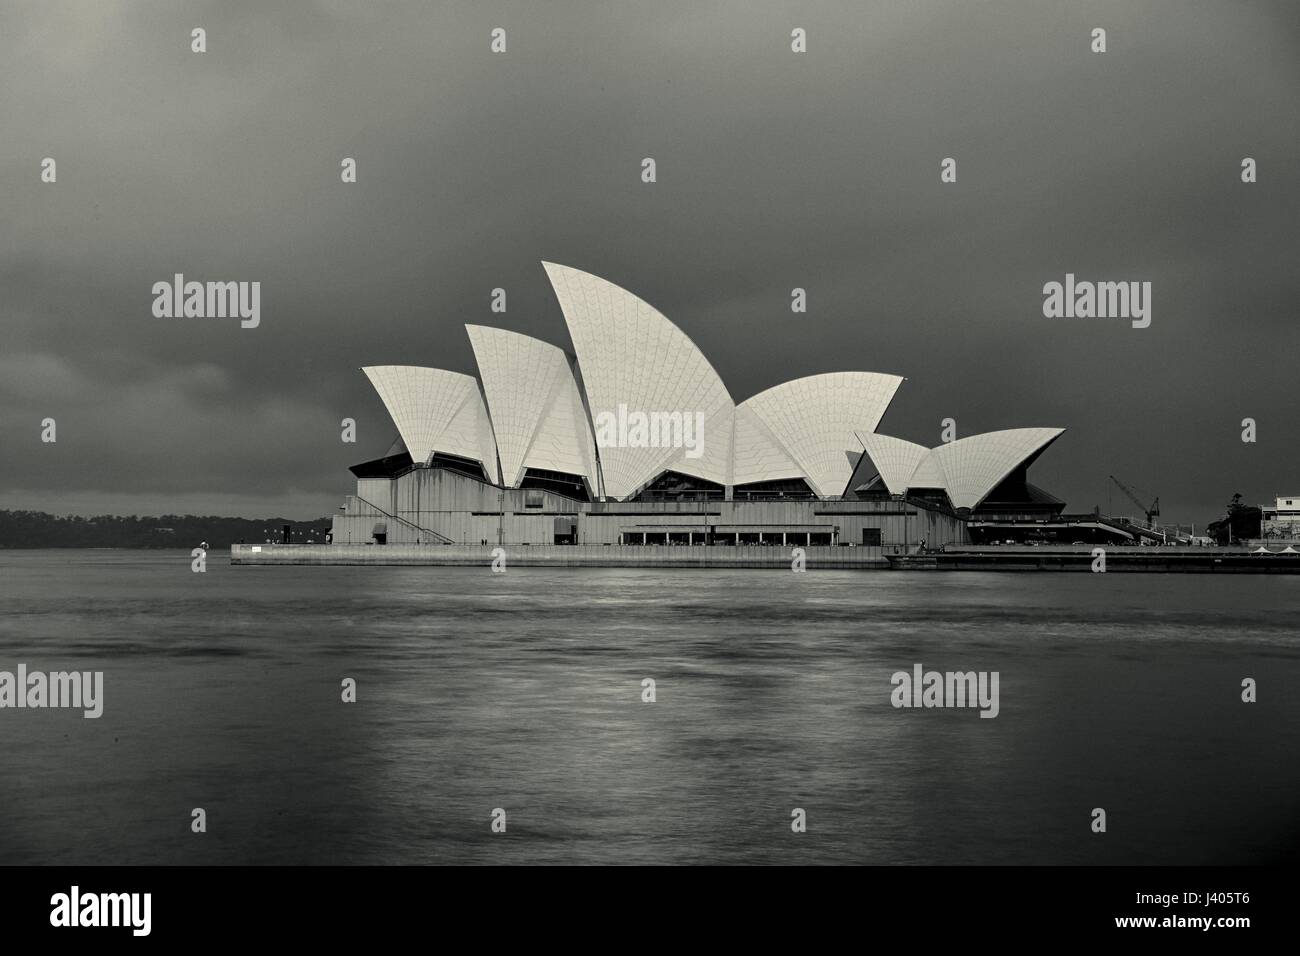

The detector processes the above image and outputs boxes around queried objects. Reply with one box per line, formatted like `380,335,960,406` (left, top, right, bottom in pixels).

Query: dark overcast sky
3,0,1297,524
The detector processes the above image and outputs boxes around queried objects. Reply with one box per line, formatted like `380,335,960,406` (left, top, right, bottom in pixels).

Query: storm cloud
3,0,1297,522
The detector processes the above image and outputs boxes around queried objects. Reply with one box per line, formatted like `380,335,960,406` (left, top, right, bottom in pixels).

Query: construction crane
1109,475,1160,526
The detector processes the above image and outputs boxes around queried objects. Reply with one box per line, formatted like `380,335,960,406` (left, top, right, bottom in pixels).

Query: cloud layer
3,1,1297,522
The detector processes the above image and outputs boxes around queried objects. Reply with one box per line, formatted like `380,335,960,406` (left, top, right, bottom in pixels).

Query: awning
372,522,388,535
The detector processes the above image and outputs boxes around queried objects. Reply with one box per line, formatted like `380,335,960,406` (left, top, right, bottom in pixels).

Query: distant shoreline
0,509,331,550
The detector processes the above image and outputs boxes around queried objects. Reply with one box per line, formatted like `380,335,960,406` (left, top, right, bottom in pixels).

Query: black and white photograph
2,0,1296,938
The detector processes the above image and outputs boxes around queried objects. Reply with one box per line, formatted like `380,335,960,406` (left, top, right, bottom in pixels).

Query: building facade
1261,496,1300,542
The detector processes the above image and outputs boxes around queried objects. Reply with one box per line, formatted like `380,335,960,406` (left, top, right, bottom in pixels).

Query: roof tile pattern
543,262,734,498
362,365,499,483
466,326,594,487
362,266,1064,505
859,433,931,495
740,372,903,497
928,427,1065,510
730,403,805,486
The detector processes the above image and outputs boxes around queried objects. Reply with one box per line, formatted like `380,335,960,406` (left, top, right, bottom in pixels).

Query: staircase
352,494,454,544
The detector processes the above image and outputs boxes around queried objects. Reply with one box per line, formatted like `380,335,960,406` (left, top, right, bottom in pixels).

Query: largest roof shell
542,261,734,498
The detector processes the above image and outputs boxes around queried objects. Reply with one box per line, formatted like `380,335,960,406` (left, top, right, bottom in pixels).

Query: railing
351,494,454,544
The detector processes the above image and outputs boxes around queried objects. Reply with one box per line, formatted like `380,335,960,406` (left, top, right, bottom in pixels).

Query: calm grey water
0,550,1297,865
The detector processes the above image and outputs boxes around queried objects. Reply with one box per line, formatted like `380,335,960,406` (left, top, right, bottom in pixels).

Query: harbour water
0,550,1296,865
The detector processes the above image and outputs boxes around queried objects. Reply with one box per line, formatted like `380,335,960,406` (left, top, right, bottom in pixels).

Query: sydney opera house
330,262,1067,550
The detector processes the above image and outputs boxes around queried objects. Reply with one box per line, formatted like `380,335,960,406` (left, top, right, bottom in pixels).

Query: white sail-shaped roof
527,356,598,486
730,403,806,486
928,427,1064,510
466,326,595,488
362,365,500,483
543,261,734,498
360,267,1067,507
859,433,930,495
661,403,735,488
739,372,904,497
906,451,948,490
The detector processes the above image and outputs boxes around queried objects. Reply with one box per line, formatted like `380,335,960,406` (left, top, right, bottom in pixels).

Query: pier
231,543,1300,572
231,543,890,569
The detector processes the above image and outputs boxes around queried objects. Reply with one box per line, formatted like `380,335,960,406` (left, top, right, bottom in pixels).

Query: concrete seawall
889,547,1300,573
232,543,1300,572
231,543,890,568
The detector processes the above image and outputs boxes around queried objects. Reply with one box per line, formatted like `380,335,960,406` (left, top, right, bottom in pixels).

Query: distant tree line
1205,494,1261,545
0,510,333,549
